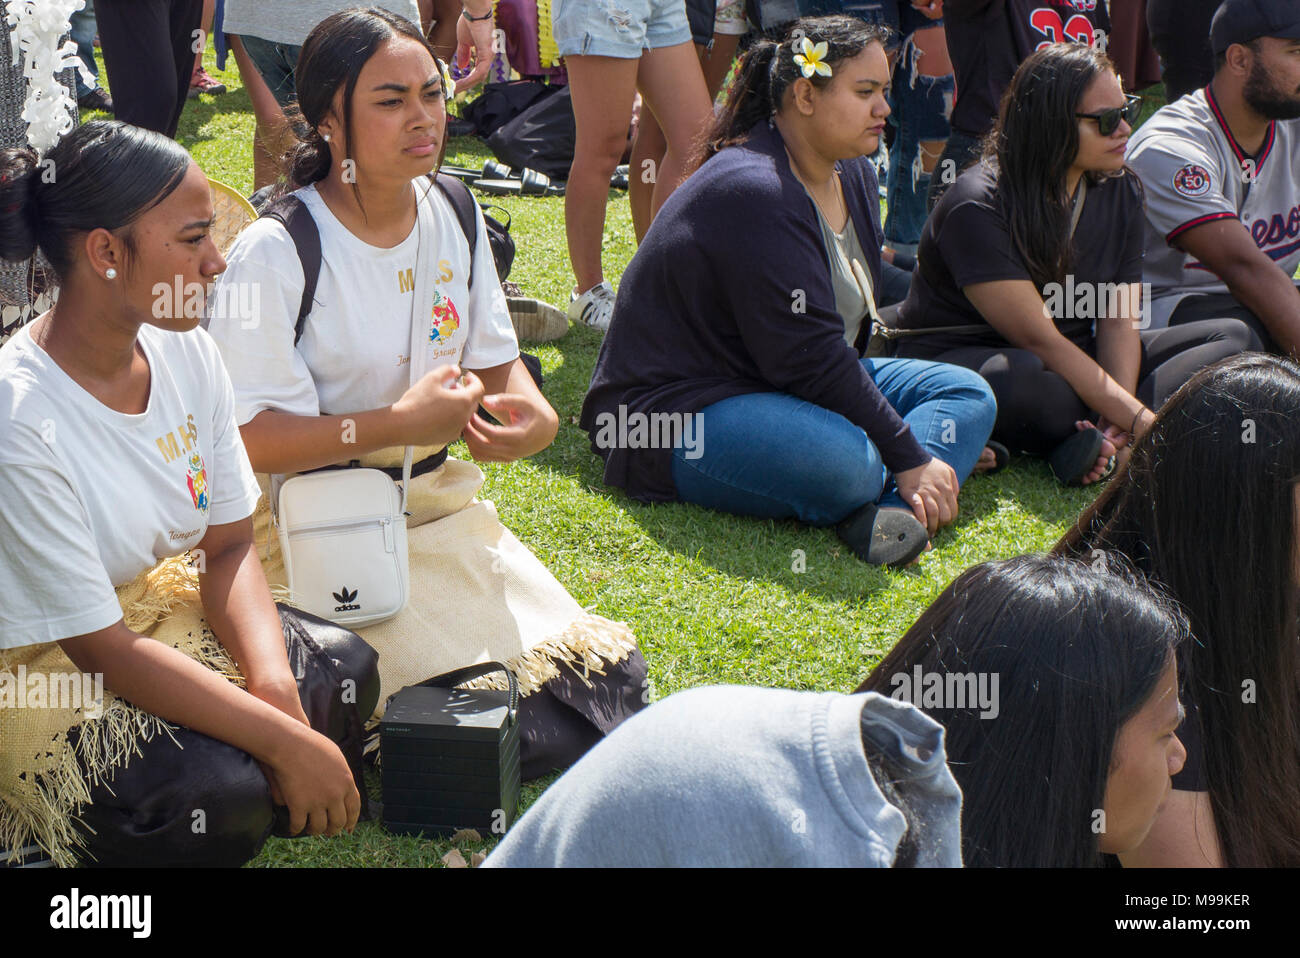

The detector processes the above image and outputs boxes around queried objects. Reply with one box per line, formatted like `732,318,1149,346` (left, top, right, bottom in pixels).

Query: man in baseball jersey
1127,0,1300,356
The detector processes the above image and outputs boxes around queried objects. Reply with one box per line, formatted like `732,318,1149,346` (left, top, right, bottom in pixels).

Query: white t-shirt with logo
205,177,519,427
0,325,262,650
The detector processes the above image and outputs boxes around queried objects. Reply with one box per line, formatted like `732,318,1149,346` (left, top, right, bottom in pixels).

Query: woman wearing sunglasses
885,43,1260,485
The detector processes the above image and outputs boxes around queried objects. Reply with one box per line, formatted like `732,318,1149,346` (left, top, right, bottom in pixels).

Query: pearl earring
323,133,331,142
105,268,117,279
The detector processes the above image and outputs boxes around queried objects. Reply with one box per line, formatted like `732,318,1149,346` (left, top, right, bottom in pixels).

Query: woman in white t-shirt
0,122,375,867
206,9,648,779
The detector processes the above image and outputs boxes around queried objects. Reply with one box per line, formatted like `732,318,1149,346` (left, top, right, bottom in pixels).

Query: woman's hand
266,725,362,837
894,456,959,537
461,390,560,462
391,365,486,448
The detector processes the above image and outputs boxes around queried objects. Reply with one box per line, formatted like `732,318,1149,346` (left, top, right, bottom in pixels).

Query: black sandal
836,503,929,568
978,440,1010,475
1048,427,1106,486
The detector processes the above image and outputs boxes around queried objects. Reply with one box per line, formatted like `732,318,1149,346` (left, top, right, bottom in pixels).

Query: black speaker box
379,670,520,838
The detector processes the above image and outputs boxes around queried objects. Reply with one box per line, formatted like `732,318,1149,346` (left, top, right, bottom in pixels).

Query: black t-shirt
893,161,1145,357
946,0,1112,137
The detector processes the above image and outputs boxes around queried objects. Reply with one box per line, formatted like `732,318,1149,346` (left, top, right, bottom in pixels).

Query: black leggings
94,0,203,138
70,608,380,867
901,318,1262,456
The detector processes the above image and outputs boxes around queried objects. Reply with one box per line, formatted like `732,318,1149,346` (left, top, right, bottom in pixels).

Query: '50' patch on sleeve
1173,164,1213,198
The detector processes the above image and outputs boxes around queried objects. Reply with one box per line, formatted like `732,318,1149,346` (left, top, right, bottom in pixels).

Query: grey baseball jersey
1127,86,1300,328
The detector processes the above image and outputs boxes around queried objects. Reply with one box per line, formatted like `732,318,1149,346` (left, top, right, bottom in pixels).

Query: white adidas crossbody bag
272,190,438,628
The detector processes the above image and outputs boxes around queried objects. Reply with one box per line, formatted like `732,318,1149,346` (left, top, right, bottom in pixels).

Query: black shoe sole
836,504,929,567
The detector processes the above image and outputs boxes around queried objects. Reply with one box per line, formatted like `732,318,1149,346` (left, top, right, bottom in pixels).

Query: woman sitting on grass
887,43,1259,486
485,554,1186,867
0,122,374,867
205,7,647,779
580,15,999,568
1057,354,1300,867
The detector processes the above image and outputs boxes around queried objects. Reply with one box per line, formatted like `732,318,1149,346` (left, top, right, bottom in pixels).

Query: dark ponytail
702,15,888,161
284,6,439,188
0,147,41,264
0,120,190,279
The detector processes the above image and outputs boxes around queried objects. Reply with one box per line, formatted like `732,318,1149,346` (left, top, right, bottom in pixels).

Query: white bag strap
271,182,436,537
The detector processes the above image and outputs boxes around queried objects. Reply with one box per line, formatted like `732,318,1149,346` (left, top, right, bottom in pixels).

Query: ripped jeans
883,25,953,254
552,0,692,58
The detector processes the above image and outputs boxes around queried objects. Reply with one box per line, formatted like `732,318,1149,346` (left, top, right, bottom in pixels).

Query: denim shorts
238,33,302,110
553,0,693,58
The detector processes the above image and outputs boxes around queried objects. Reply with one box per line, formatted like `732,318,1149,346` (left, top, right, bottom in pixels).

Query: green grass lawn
96,48,1116,866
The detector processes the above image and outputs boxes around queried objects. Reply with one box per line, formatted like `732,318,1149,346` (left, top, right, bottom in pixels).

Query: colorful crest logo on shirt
1173,164,1212,198
186,453,210,513
430,289,461,345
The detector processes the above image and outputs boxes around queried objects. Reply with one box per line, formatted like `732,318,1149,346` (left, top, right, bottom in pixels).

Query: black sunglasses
1076,94,1143,137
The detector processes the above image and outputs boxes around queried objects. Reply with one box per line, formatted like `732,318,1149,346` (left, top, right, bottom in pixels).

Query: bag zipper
286,515,398,552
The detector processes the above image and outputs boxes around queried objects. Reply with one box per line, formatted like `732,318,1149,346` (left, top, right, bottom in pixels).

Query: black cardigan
579,119,931,503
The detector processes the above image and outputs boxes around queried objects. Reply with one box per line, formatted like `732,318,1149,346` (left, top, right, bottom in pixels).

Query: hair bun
0,146,41,264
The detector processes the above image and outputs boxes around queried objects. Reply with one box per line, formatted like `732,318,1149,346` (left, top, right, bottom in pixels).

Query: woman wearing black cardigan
581,16,998,567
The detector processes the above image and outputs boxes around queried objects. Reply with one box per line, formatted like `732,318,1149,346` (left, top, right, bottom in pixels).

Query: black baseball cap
1211,0,1300,56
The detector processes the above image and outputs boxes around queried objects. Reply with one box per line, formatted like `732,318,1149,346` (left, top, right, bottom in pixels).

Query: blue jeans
884,25,954,252
69,4,101,99
669,357,997,525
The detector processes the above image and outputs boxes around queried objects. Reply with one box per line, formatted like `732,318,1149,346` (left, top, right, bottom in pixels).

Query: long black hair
702,15,889,161
857,553,1187,867
1057,354,1300,867
285,6,442,189
984,42,1124,289
0,120,190,279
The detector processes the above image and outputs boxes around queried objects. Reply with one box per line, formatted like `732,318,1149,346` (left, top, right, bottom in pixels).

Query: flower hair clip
792,36,831,79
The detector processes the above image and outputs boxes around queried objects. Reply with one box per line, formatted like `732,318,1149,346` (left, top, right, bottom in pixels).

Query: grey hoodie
484,686,963,868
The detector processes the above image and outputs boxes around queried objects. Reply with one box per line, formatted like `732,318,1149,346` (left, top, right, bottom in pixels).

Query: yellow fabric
0,558,237,867
536,0,562,67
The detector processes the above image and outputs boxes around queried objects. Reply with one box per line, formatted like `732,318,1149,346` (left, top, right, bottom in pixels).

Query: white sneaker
568,280,616,332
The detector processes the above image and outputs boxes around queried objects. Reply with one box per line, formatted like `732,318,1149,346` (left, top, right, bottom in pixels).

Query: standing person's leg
561,54,641,297
861,356,997,507
234,35,301,192
885,20,951,254
925,127,981,210
636,0,712,218
189,0,226,97
94,0,178,134
1146,0,1218,102
68,4,100,101
167,0,205,136
1136,319,1263,409
630,99,666,242
632,26,739,241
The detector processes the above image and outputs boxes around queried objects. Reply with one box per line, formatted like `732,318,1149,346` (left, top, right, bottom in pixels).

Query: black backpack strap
432,171,478,292
261,194,322,345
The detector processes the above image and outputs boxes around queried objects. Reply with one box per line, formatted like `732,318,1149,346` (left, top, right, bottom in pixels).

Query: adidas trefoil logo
332,586,360,612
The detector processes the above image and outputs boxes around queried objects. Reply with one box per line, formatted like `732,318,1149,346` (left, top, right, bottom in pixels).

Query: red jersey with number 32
947,0,1111,137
